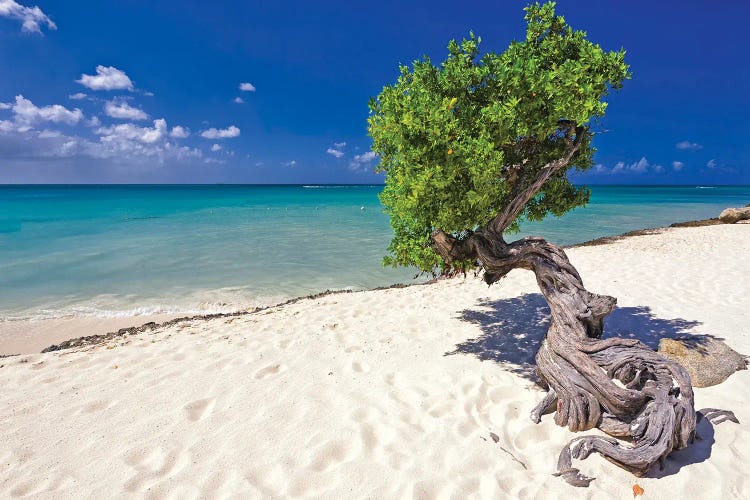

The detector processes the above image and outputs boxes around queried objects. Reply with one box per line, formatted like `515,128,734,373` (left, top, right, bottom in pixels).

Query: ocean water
1,184,748,321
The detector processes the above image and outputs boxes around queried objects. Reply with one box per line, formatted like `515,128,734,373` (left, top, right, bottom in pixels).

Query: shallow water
1,184,748,320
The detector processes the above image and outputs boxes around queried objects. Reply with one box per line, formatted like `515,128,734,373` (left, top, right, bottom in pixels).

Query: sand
1,224,748,499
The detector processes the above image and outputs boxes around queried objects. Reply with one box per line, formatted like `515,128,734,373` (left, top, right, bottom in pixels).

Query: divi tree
369,2,699,486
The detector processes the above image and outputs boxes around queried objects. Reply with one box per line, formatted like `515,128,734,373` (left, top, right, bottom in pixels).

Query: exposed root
698,408,740,425
432,229,710,487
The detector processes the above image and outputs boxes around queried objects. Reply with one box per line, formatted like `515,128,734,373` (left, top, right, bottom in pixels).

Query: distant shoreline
4,215,739,357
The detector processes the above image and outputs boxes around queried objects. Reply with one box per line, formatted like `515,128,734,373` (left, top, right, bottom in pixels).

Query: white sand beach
1,223,748,499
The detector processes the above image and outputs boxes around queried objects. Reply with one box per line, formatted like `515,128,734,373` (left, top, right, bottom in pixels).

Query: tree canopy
368,2,630,273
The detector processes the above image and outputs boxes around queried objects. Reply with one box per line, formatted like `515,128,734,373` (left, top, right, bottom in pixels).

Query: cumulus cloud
349,151,378,170
326,147,344,158
200,125,240,139
233,97,244,104
624,157,649,173
672,161,684,171
96,118,167,144
77,66,134,91
676,140,702,150
85,118,202,162
37,129,61,138
0,102,11,110
68,92,87,100
239,82,256,92
0,95,83,133
334,141,346,148
706,159,717,168
282,160,296,167
104,100,148,120
211,143,222,152
0,116,201,165
0,0,56,33
169,126,189,138
595,157,665,175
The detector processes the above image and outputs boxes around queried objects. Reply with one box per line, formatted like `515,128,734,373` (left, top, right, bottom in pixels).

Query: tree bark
432,229,697,486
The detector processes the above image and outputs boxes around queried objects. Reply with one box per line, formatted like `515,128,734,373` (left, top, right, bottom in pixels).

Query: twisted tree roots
432,230,736,486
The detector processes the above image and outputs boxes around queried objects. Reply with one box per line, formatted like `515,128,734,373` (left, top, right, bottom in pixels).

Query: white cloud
0,102,10,110
672,161,684,171
334,141,346,148
211,143,222,152
89,118,201,162
0,118,201,164
104,100,148,120
37,129,61,138
0,120,17,132
233,97,244,104
706,159,717,168
596,157,663,175
239,82,256,92
282,160,297,167
86,116,101,127
68,92,87,100
0,95,83,133
143,91,154,97
200,125,240,139
0,0,56,33
630,157,649,173
676,140,702,150
326,147,344,158
95,118,167,145
349,151,378,170
169,126,189,138
77,66,134,91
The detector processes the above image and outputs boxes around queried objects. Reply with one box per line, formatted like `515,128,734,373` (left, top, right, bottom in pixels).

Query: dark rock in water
658,336,747,388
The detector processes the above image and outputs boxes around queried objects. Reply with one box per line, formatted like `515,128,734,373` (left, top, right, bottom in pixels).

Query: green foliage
368,2,629,273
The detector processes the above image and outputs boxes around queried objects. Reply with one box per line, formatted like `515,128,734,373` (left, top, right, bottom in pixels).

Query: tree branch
489,124,588,235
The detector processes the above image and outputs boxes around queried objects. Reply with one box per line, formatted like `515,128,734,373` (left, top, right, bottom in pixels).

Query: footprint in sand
184,397,216,422
84,400,110,413
254,363,287,380
122,446,189,493
309,440,356,472
278,338,295,350
351,361,371,373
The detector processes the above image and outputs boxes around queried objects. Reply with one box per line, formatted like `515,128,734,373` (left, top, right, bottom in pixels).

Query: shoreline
2,221,748,497
0,216,737,357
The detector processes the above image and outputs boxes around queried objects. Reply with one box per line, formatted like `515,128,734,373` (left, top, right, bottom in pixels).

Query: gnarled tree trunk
428,127,701,486
432,228,697,486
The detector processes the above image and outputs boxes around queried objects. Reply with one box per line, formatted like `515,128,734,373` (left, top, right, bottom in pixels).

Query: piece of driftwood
718,206,750,224
429,125,725,487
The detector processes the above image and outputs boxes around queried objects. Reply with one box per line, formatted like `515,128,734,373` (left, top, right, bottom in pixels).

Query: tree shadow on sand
447,293,728,474
447,293,722,382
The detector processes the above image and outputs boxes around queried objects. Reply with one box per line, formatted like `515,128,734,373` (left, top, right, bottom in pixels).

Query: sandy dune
1,224,749,499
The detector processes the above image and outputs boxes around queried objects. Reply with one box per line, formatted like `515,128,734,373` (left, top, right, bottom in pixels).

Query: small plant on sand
368,1,728,486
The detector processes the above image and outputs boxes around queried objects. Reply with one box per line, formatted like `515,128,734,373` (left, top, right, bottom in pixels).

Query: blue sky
0,0,748,184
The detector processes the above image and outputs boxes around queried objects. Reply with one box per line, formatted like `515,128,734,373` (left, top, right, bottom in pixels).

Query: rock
719,206,750,224
658,337,747,387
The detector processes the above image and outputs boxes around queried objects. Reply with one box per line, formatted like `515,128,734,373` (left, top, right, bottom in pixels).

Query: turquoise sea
1,184,748,321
